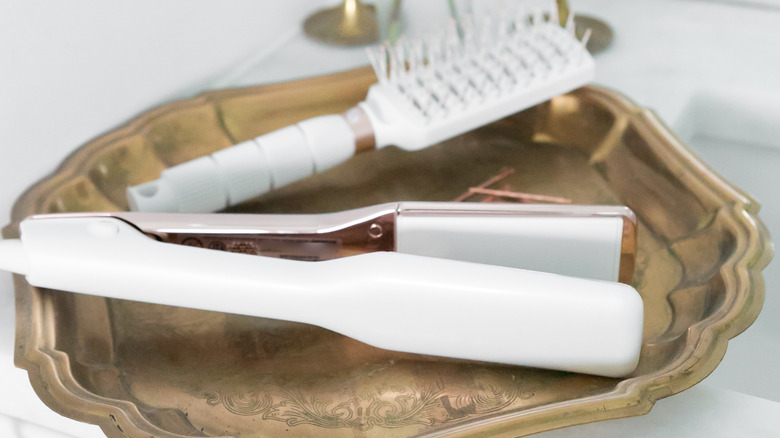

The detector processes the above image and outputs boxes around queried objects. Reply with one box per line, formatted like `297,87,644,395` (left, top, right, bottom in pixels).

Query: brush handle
127,113,359,212
16,216,643,377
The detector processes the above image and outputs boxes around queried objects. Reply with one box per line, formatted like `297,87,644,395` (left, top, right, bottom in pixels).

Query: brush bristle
366,0,591,122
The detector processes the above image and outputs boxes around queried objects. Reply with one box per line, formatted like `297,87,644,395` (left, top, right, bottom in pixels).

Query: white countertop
0,0,778,436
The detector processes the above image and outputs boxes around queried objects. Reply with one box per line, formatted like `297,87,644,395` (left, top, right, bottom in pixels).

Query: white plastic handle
13,216,644,377
126,114,356,212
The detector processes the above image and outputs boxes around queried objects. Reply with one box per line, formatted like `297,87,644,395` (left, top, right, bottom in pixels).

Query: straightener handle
16,216,643,377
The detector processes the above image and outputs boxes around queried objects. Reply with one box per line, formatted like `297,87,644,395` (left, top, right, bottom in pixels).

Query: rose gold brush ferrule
343,106,376,153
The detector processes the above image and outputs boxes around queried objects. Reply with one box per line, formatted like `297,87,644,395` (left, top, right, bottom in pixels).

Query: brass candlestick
303,0,379,46
557,0,614,54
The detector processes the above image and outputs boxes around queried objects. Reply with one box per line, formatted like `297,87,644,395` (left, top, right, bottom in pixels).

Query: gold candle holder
303,0,379,46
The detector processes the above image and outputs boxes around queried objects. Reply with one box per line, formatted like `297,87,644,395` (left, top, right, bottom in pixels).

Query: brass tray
4,67,772,437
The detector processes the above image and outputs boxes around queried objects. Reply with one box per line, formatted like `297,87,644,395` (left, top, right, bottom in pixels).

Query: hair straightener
126,4,594,213
0,202,643,377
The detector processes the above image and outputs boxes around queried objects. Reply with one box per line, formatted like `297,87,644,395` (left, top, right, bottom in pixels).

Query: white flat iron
0,202,643,377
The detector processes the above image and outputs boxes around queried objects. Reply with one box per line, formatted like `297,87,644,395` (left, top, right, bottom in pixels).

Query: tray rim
3,67,773,438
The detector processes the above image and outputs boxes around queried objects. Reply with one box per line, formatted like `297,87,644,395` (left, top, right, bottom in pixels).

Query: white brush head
361,0,594,150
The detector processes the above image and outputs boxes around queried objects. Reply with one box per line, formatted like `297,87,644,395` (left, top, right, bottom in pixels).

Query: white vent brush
127,3,594,213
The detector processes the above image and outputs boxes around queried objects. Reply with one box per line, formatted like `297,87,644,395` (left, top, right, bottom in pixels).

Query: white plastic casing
362,22,596,150
397,215,623,282
13,216,644,377
0,239,29,275
360,64,591,151
126,114,356,212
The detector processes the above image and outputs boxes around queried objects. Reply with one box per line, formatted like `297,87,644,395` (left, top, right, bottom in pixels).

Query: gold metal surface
4,67,772,438
576,15,614,55
556,0,571,27
557,0,613,54
619,214,638,285
303,0,379,46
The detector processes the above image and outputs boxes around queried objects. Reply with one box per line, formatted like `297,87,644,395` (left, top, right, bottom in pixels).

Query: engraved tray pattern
3,67,772,437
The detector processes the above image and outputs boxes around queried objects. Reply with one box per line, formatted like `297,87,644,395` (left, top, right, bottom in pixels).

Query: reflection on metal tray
3,67,771,437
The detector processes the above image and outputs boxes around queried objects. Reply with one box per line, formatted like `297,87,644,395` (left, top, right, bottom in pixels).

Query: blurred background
1,0,778,436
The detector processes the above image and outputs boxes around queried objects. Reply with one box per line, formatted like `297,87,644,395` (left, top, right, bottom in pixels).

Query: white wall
0,0,328,223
